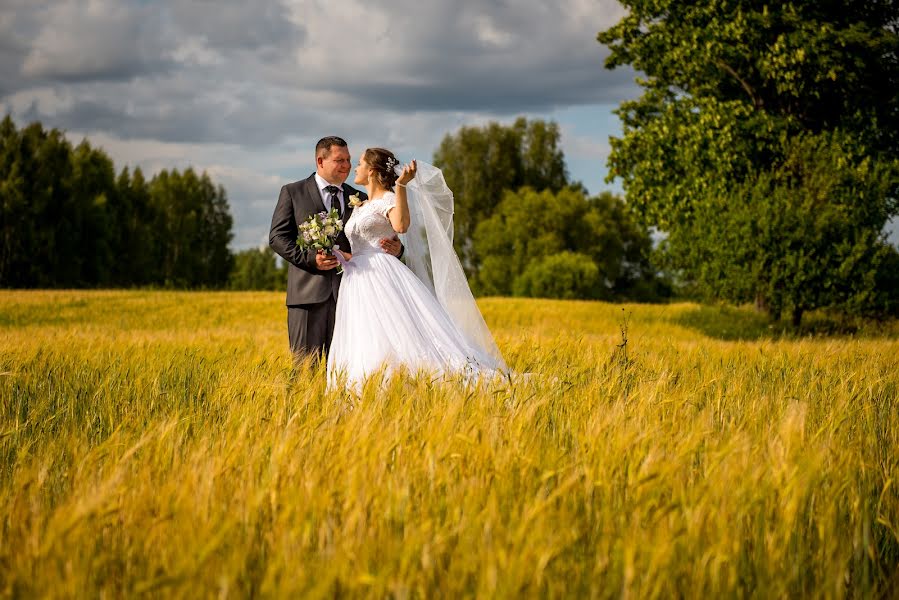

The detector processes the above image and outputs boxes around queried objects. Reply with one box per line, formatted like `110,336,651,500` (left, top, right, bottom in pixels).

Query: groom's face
317,145,352,185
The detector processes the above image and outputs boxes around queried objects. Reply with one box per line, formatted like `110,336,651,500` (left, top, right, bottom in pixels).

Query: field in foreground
1,290,897,598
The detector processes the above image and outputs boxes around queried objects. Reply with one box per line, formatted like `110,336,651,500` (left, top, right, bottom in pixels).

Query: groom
269,136,402,361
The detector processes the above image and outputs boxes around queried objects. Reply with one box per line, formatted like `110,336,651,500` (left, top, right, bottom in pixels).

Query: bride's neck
365,181,389,200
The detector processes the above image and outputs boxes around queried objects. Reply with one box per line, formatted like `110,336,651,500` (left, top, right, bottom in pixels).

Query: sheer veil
395,161,507,370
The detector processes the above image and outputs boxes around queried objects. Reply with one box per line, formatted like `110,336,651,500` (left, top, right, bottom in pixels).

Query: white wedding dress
327,191,505,390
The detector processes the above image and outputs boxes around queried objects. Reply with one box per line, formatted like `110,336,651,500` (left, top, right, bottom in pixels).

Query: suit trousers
287,297,337,360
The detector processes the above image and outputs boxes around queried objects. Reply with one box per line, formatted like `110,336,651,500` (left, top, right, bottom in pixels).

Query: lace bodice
345,193,397,255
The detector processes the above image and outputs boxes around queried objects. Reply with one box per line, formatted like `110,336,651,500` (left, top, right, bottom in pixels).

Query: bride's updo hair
364,148,401,190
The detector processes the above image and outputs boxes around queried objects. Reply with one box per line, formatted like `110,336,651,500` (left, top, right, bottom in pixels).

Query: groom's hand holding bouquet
297,208,350,272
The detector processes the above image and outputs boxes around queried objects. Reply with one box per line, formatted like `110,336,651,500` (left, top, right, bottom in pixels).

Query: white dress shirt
314,173,345,213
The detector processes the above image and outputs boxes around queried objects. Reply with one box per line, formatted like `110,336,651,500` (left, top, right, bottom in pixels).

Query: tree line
0,116,233,288
6,114,662,300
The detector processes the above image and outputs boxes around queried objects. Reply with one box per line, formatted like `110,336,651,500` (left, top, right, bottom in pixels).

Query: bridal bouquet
297,208,348,271
297,208,343,253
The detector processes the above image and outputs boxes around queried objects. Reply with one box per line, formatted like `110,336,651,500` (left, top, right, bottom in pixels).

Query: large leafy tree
599,1,899,324
678,132,897,323
432,118,570,274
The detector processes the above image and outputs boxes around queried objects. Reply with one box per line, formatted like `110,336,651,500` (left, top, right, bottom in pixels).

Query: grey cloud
0,1,42,95
165,1,299,52
19,1,174,83
29,82,322,147
336,63,638,113
1,0,302,89
293,0,637,115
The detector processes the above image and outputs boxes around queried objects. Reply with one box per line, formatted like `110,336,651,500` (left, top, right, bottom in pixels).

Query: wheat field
0,290,897,598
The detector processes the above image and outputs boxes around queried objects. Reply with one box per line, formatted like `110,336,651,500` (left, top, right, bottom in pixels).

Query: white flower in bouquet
297,208,345,254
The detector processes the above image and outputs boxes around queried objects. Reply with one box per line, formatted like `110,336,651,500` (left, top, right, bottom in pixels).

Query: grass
1,290,897,598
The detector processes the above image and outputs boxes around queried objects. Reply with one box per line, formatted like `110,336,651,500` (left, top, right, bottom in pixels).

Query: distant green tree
70,140,118,286
513,252,601,300
433,118,570,274
229,247,286,290
0,118,76,287
472,187,662,300
0,115,27,285
599,0,899,324
148,168,233,288
115,166,159,286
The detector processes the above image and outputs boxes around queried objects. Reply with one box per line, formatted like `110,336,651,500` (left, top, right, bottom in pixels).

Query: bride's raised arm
388,160,416,233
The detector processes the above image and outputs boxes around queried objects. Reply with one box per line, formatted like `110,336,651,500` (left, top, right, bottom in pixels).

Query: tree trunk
754,292,768,313
791,306,803,328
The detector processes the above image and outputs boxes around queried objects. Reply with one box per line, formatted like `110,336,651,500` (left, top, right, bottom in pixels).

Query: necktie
325,185,342,218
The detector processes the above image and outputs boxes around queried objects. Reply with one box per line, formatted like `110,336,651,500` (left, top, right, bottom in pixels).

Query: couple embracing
269,136,506,390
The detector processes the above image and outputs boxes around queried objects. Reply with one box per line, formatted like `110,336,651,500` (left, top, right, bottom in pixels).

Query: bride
326,147,506,390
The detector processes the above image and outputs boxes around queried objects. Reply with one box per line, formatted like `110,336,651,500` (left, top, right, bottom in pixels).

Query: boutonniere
348,193,364,207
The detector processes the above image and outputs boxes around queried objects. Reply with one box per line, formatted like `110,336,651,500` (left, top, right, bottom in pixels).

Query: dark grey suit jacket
269,174,365,306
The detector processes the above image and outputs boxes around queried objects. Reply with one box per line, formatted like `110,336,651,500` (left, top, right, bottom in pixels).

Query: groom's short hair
316,136,348,158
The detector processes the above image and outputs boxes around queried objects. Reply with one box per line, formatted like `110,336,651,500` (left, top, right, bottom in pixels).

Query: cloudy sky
0,0,635,248
0,0,639,248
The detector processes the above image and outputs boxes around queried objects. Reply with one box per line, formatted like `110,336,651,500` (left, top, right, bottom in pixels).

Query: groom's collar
314,173,346,192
